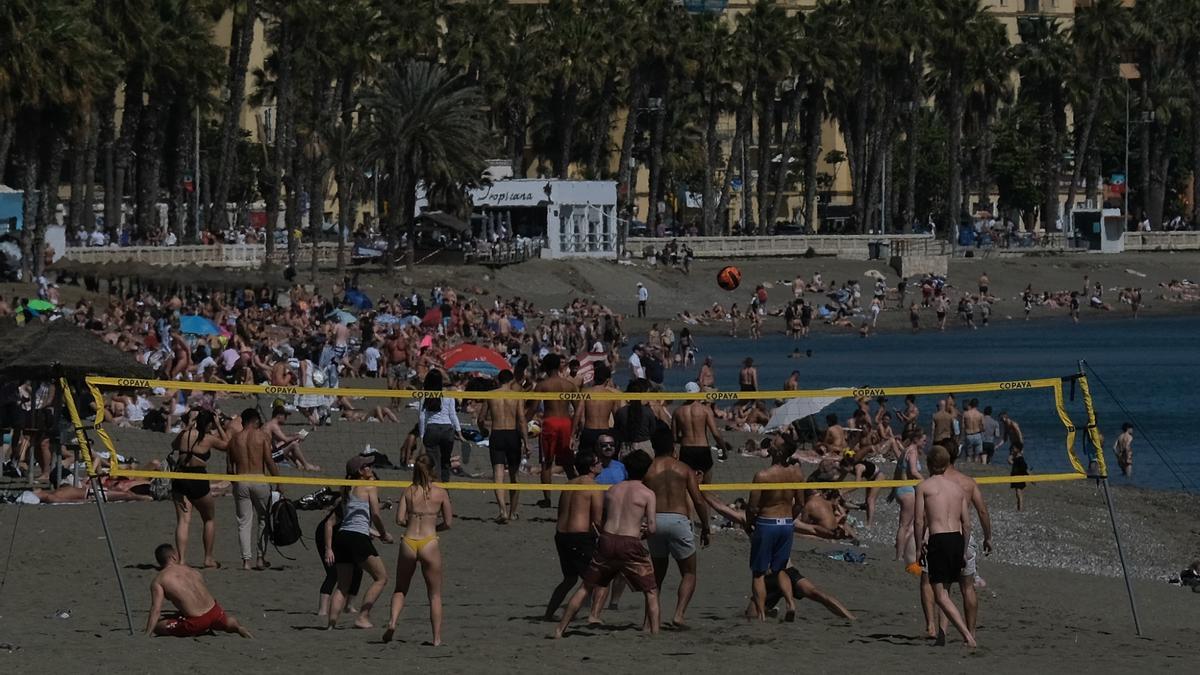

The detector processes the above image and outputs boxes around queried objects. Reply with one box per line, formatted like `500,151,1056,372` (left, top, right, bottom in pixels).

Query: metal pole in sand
1077,360,1142,636
60,375,135,636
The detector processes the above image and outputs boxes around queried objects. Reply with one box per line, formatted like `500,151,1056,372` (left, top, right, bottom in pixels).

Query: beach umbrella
508,318,525,333
375,313,402,325
179,314,221,336
26,299,56,312
764,390,845,432
420,307,442,328
344,289,372,311
0,319,154,380
327,308,358,325
575,351,608,386
443,344,509,376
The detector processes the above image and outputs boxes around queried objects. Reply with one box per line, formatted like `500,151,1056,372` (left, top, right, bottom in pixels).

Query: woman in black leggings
316,509,362,615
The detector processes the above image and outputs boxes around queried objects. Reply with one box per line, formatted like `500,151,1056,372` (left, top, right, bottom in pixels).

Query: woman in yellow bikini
383,455,453,646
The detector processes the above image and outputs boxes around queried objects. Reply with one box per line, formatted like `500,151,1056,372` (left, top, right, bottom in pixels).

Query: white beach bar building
419,179,619,259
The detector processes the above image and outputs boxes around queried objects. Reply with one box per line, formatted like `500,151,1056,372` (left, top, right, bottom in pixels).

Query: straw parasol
0,318,154,380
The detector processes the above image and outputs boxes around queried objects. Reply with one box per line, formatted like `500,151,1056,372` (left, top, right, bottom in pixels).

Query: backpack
264,497,303,552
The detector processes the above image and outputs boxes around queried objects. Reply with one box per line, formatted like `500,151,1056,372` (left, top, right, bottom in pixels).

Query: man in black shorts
544,452,604,621
672,383,727,483
914,444,976,647
478,370,528,523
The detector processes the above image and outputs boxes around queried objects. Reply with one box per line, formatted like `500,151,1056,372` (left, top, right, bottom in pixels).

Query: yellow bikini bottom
403,534,438,553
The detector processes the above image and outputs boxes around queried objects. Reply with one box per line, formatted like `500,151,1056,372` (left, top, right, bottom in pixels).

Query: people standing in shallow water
384,454,453,646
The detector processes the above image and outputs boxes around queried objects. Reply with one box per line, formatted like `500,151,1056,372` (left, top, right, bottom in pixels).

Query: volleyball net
65,372,1108,492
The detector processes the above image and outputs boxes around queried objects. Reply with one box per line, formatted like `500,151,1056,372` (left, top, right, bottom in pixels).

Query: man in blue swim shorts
746,444,806,622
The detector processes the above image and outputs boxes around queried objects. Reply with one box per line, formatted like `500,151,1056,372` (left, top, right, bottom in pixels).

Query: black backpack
263,498,303,555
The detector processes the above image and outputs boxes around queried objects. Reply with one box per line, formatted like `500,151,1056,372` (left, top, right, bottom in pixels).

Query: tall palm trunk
19,142,40,280
701,83,721,235
946,82,965,240
717,95,751,235
902,110,918,234
1192,77,1200,226
136,94,169,240
768,89,802,229
83,119,99,240
586,77,617,177
647,93,668,231
34,135,67,276
264,19,296,270
801,87,823,233
98,94,116,237
1137,78,1150,221
68,124,89,245
111,68,146,240
506,97,527,176
1065,90,1101,223
616,71,645,221
167,101,190,242
0,119,13,182
208,0,258,233
555,81,579,179
755,80,776,232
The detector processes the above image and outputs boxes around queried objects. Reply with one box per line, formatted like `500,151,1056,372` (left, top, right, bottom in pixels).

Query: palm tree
1013,15,1072,233
206,0,259,235
927,0,1006,240
1065,0,1128,223
360,61,492,270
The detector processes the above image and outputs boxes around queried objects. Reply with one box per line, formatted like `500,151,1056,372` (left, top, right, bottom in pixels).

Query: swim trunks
332,530,378,565
171,465,210,501
964,432,983,457
763,567,807,610
539,416,573,468
962,534,978,578
158,602,232,637
488,429,522,470
647,513,696,560
925,531,965,584
750,517,794,576
679,445,713,474
554,531,596,578
581,532,657,592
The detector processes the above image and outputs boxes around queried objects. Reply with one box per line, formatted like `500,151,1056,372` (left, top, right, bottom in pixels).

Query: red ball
717,265,741,291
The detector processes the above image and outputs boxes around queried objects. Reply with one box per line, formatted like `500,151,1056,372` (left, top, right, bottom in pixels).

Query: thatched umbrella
0,318,154,380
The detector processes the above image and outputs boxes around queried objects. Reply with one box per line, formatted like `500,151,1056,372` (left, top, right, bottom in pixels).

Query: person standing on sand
574,362,623,455
145,544,252,638
1114,422,1134,477
1009,442,1029,510
697,356,716,390
554,450,660,638
644,433,710,628
934,293,949,331
636,282,648,318
1069,291,1080,323
324,455,392,630
384,455,453,646
171,410,230,570
532,354,578,508
477,369,527,523
674,382,728,482
228,408,283,571
920,441,994,640
978,273,990,298
914,445,976,647
746,444,806,621
544,452,605,621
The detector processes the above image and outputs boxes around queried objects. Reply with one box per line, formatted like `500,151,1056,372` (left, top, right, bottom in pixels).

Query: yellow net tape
71,374,1099,491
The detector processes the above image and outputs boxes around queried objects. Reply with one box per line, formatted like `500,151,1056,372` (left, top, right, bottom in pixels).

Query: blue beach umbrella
327,308,359,325
447,359,502,376
345,289,373,310
375,313,402,325
180,314,221,336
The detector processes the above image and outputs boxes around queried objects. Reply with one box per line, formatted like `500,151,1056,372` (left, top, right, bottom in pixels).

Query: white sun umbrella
765,389,846,432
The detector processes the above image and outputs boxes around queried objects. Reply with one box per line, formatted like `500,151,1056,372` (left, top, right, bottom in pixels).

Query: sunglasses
598,442,616,449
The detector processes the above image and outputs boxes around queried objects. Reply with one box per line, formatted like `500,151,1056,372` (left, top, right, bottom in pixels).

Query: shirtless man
914,445,976,647
227,408,282,571
931,401,955,447
996,411,1023,457
644,436,710,627
746,444,806,621
1114,422,1134,477
478,370,528,522
543,451,604,621
532,354,578,508
960,399,984,463
330,320,351,371
697,356,715,390
269,358,295,387
263,405,319,472
921,442,994,639
573,362,622,455
673,382,728,482
821,413,847,457
385,331,411,389
146,543,251,638
553,450,660,638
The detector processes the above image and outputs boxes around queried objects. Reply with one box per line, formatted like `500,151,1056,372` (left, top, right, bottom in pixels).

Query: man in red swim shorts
533,354,579,508
146,543,252,638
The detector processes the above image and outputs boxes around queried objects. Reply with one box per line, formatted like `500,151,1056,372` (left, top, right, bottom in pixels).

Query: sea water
655,314,1199,493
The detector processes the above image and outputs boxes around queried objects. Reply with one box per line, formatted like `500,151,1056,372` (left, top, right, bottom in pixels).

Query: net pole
60,376,135,636
1078,360,1142,637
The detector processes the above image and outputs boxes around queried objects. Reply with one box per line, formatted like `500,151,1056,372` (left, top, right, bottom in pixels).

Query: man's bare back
602,481,656,537
962,408,983,435
644,456,705,518
674,402,721,448
157,564,217,617
229,426,272,475
749,464,805,519
535,374,577,419
579,387,621,429
557,474,604,534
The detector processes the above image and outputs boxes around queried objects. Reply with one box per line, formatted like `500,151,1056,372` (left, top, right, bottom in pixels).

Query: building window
1024,0,1039,12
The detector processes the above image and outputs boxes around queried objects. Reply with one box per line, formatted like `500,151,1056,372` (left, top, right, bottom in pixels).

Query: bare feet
203,559,221,570
551,627,565,639
353,615,374,629
934,627,946,646
382,626,395,643
784,609,796,623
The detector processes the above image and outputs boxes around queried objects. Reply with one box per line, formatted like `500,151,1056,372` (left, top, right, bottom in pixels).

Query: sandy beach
2,400,1199,672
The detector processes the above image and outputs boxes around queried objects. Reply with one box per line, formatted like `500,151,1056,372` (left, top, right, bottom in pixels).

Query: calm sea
655,314,1199,493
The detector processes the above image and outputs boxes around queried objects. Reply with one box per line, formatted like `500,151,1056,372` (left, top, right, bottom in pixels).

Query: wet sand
2,422,1198,671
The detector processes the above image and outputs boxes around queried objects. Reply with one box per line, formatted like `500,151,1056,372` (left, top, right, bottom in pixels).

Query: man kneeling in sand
146,543,252,638
553,450,660,638
914,446,976,647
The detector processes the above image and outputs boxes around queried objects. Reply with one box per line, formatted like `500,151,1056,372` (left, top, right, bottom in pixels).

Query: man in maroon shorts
553,450,660,637
146,543,252,638
533,354,579,507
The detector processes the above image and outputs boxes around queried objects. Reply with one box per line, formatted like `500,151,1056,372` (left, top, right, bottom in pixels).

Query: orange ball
717,265,741,291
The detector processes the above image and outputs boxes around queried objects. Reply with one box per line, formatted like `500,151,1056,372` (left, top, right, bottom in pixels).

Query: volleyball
717,265,742,291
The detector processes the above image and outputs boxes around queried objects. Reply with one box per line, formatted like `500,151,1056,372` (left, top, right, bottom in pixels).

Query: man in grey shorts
643,431,710,627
